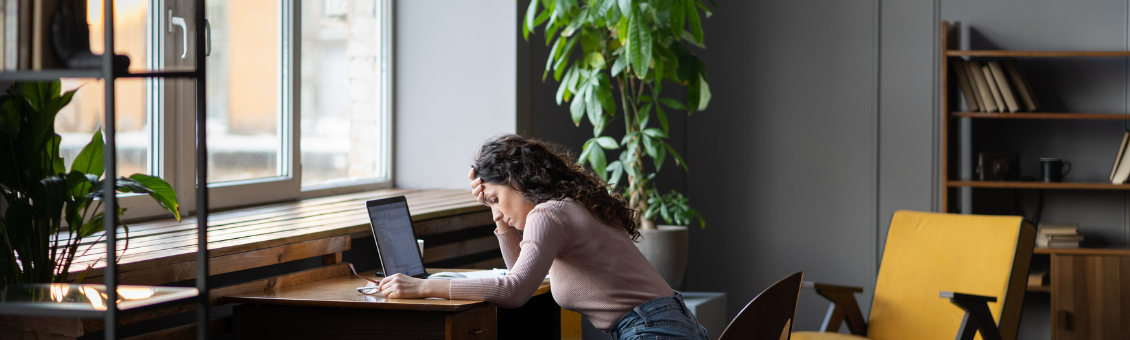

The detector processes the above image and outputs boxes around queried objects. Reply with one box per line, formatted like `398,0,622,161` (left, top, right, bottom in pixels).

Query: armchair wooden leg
955,313,980,340
941,292,1002,340
820,303,845,333
805,281,867,336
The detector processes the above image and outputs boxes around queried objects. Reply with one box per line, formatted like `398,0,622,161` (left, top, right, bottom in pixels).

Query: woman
377,134,708,340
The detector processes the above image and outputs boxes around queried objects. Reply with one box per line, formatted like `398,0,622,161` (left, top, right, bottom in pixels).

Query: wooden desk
224,270,581,340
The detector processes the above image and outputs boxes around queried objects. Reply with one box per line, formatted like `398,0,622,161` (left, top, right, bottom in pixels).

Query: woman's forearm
428,279,452,299
494,220,510,233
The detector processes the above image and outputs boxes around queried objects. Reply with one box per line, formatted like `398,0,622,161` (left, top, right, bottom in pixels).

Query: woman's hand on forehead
469,167,486,205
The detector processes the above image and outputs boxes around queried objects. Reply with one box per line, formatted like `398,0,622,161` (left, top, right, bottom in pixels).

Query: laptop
366,196,430,279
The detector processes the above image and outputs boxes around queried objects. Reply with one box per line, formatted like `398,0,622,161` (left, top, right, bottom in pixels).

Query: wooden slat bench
67,189,499,339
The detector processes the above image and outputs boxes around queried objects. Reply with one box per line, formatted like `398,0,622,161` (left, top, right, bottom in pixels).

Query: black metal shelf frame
0,1,210,339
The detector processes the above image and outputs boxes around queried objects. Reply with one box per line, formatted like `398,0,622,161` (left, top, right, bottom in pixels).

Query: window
53,0,392,221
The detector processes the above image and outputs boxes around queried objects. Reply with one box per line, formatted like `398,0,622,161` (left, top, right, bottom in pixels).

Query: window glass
205,0,284,183
57,0,150,177
300,0,387,187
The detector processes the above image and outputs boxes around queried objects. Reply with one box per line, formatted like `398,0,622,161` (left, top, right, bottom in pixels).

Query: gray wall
395,0,516,189
518,1,1130,339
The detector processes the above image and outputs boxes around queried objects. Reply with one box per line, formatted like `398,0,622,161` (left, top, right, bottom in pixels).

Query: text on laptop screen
367,201,426,276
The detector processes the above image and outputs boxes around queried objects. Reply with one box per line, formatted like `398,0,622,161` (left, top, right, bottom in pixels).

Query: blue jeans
610,291,710,340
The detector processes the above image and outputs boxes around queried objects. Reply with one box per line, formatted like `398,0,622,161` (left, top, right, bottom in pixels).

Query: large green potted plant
0,81,180,338
521,0,712,288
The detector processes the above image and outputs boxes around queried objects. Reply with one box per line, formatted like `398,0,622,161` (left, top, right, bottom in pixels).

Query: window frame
118,0,394,222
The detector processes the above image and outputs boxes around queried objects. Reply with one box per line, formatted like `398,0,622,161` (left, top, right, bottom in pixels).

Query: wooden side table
1037,247,1130,339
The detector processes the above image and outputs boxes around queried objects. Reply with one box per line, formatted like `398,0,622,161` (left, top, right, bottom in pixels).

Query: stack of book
1036,222,1083,248
1027,270,1048,287
951,58,1040,113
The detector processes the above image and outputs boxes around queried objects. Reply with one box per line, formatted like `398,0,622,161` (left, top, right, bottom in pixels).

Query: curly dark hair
473,134,641,241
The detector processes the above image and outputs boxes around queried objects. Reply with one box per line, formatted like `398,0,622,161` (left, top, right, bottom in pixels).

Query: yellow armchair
793,210,1036,340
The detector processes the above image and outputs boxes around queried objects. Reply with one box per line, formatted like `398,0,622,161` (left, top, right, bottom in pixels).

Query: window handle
205,19,212,57
168,10,188,59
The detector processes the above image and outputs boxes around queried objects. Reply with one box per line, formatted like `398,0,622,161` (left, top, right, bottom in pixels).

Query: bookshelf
941,21,1130,339
0,2,211,340
941,24,1130,210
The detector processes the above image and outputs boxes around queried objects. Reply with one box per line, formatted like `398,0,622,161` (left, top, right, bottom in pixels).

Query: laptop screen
366,197,427,278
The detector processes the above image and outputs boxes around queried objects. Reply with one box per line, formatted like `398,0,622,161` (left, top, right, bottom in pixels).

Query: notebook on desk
366,196,430,279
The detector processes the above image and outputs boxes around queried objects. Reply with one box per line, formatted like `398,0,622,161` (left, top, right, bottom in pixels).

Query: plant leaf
525,0,539,40
669,0,685,37
544,36,566,81
627,8,652,79
596,136,619,149
638,102,653,128
589,144,608,180
585,88,602,127
656,105,670,132
113,177,154,194
686,0,703,44
0,97,19,138
611,55,629,77
49,134,65,174
618,0,633,18
665,143,688,171
579,138,595,164
696,74,711,111
607,160,624,187
70,130,105,177
77,212,104,239
659,98,686,111
618,15,630,46
596,75,617,114
643,127,667,138
687,74,701,114
65,171,94,199
642,134,657,159
570,83,589,125
129,174,181,221
33,174,68,223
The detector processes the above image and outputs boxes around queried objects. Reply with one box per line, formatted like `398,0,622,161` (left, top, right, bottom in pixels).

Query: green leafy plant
0,80,181,284
522,0,711,229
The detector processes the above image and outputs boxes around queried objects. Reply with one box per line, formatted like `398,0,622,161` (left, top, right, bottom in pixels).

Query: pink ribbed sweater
448,199,672,330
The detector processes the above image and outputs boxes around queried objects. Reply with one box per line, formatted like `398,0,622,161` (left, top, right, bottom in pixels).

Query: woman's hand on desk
378,274,451,299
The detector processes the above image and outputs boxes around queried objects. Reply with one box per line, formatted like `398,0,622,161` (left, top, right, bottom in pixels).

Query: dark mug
1040,158,1071,183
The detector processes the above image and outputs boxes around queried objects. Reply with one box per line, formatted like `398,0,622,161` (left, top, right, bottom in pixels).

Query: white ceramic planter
635,225,689,290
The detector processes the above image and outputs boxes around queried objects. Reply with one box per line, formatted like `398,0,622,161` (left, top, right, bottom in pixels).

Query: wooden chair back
718,271,803,340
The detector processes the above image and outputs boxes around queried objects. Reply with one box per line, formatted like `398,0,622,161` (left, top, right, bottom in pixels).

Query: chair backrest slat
718,271,803,340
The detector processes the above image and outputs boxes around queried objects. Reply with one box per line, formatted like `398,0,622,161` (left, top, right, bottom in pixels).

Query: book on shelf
1046,240,1081,248
1111,130,1130,183
953,59,980,110
988,60,1021,113
1027,270,1047,287
951,59,981,112
967,60,999,113
981,65,1008,113
1112,130,1130,184
1036,222,1082,248
1003,58,1040,112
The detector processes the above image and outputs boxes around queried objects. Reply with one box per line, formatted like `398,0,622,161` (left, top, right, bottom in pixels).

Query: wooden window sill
67,189,489,284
